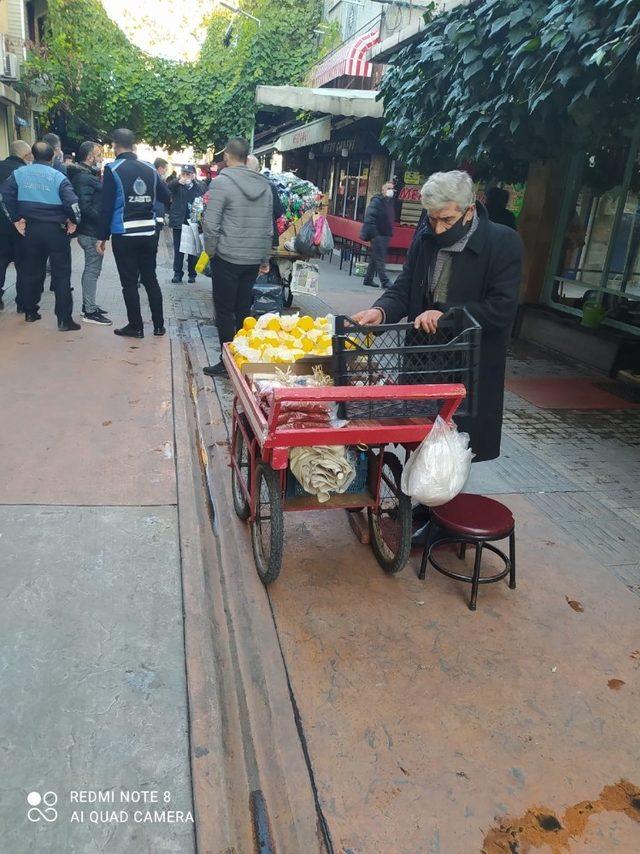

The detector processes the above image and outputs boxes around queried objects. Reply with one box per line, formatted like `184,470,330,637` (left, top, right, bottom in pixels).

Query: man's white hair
246,154,260,172
420,170,475,212
10,139,31,159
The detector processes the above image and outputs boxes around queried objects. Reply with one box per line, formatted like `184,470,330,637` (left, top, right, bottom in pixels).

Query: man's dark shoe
363,280,377,288
16,304,24,313
25,311,42,322
114,324,144,339
411,522,431,549
82,304,108,315
412,504,431,526
58,318,81,331
170,275,183,284
203,361,227,377
0,296,4,310
188,275,196,284
153,325,166,336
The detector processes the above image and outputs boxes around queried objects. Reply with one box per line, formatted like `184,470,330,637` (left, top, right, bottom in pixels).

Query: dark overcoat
373,203,523,462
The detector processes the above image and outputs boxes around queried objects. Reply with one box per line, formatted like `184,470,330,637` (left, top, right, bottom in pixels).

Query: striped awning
310,30,381,88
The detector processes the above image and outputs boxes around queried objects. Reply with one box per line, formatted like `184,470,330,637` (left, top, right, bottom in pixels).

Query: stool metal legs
419,527,516,611
470,543,484,611
509,530,516,589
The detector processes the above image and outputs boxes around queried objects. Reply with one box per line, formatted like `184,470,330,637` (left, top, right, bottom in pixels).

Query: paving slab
0,504,194,854
0,273,175,508
266,494,640,853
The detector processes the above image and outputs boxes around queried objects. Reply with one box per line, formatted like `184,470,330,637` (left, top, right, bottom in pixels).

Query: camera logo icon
27,791,58,823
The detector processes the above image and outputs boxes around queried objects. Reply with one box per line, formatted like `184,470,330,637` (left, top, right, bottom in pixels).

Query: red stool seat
431,494,514,539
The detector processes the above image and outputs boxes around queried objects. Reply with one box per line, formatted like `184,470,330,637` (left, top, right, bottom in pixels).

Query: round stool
418,494,516,611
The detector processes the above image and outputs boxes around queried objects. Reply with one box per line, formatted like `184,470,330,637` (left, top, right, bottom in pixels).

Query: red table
326,215,416,274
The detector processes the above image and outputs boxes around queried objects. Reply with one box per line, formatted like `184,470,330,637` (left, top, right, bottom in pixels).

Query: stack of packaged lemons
229,313,333,368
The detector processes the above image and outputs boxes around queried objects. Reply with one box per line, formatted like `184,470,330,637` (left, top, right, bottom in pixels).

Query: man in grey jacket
202,137,273,376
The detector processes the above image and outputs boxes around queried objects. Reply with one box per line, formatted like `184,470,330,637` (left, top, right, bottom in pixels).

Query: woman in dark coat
353,170,523,464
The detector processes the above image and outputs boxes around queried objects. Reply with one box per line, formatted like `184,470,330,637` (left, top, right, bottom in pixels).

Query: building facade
0,0,45,157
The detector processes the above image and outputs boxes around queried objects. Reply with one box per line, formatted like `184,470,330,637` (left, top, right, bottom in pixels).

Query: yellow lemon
290,326,304,339
297,315,314,332
300,337,314,352
242,316,257,332
266,317,282,332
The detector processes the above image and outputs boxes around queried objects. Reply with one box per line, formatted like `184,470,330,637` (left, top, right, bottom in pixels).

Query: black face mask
432,214,472,248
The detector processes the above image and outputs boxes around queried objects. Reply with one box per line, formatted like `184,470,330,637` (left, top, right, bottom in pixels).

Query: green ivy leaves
380,0,640,181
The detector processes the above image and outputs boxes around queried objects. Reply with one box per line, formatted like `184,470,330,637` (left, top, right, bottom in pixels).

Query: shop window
331,156,370,221
546,147,640,334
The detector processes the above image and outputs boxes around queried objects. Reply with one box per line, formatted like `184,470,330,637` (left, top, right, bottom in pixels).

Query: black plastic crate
332,309,480,420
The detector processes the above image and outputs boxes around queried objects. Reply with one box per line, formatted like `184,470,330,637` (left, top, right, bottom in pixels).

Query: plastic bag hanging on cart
293,219,318,257
401,416,473,507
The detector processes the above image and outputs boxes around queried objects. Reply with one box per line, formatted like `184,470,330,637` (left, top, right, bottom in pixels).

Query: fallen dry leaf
608,679,625,690
565,596,584,613
102,420,112,427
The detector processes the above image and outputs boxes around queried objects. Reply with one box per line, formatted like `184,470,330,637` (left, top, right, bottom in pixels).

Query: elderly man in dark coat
352,170,523,543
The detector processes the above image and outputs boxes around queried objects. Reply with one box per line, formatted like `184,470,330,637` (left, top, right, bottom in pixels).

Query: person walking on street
153,157,169,255
0,140,81,330
68,141,112,326
484,186,517,230
42,133,67,175
168,164,204,283
0,139,33,311
96,128,171,339
351,170,523,545
361,181,395,289
202,137,273,377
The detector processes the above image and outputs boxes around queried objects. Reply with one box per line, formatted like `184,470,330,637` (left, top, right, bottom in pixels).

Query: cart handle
270,384,466,402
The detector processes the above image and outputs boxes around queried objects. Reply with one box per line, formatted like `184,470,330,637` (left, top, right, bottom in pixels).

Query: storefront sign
404,171,425,186
321,137,357,156
277,117,331,152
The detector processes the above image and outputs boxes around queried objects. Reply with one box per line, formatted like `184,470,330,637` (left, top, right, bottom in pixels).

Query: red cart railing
222,344,466,585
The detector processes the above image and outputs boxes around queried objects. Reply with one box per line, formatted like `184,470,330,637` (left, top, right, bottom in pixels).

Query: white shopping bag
179,222,202,257
290,260,319,295
401,416,473,506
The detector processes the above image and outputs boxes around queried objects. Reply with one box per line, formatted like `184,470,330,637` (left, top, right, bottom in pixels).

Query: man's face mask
428,206,474,248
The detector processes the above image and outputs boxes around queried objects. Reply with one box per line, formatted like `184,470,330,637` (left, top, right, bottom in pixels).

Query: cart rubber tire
368,452,411,574
231,416,251,521
251,463,284,585
283,285,293,308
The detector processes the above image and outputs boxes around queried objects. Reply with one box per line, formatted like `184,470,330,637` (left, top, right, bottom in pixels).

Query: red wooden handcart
223,343,467,585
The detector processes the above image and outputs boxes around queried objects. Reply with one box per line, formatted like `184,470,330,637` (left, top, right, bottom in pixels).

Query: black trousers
21,221,72,319
364,234,391,287
112,234,164,329
211,255,259,348
0,227,26,308
172,227,197,278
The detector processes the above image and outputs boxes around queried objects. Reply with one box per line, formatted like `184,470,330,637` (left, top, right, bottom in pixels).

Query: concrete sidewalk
194,257,640,852
0,239,195,852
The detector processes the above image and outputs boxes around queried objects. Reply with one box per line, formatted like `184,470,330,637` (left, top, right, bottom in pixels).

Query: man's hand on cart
414,309,443,334
351,308,383,325
259,262,270,275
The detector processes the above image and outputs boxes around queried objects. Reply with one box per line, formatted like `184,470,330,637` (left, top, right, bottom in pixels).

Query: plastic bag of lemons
231,313,334,367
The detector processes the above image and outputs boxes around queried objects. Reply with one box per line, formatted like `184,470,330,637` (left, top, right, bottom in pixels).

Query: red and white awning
310,30,381,88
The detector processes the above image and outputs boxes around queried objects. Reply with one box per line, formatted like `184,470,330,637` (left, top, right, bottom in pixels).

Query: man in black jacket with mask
353,171,522,543
168,165,204,283
361,181,395,289
97,128,171,338
68,140,112,326
0,140,32,311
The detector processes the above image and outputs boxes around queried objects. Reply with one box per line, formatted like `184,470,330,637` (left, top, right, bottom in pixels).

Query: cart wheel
283,285,293,308
231,416,251,521
251,463,284,585
368,452,411,574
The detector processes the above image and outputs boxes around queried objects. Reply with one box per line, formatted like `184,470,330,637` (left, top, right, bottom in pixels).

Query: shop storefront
541,129,640,336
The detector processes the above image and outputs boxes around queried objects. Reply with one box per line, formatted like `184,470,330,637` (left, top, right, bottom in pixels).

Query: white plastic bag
318,218,334,255
401,416,473,507
179,222,202,257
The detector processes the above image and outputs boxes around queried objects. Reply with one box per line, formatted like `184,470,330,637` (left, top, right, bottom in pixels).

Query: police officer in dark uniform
0,140,81,330
97,128,171,339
